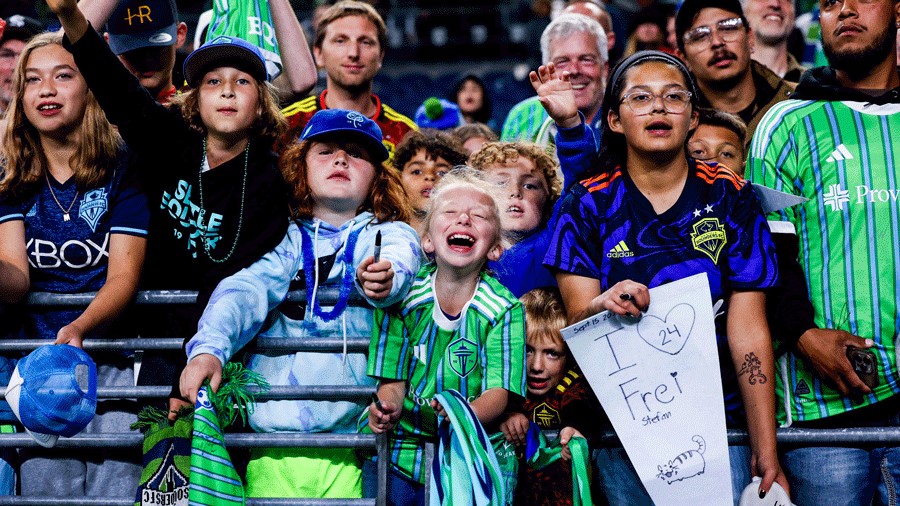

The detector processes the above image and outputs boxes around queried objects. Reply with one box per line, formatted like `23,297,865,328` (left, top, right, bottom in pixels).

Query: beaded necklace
198,138,249,264
298,220,362,322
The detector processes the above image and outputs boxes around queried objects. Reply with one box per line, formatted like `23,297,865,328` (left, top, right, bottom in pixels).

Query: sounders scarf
207,0,282,79
429,390,506,506
188,363,268,506
188,385,244,505
133,363,267,506
524,422,592,506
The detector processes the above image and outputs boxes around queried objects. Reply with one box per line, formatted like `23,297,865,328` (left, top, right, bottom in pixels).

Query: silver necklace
44,172,78,222
197,138,249,264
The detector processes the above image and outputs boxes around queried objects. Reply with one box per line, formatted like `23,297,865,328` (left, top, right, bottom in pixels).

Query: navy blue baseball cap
183,35,268,87
106,0,179,55
0,15,43,44
5,345,98,448
300,109,389,163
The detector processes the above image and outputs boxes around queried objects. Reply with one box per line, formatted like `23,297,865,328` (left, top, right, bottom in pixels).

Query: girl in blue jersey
536,50,789,503
179,109,421,499
0,32,149,497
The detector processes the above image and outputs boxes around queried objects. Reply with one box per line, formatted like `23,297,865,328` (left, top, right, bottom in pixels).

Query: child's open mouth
447,233,476,253
646,121,672,136
527,377,550,390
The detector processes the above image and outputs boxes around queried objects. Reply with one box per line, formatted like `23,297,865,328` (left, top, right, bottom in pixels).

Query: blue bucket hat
5,345,98,448
183,36,268,87
300,109,389,163
106,0,179,55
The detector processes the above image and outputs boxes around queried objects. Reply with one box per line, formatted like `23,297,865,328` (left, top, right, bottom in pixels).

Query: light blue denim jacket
187,212,421,433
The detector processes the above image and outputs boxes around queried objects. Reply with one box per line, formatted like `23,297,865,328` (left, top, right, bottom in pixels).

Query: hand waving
529,63,581,129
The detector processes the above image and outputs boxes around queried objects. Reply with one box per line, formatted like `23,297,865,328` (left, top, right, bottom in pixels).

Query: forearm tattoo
737,353,767,385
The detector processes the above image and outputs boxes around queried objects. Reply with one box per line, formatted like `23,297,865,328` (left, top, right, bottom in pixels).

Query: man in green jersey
500,11,609,153
748,0,900,502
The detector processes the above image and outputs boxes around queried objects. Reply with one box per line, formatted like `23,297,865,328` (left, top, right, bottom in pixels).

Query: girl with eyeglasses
534,50,789,504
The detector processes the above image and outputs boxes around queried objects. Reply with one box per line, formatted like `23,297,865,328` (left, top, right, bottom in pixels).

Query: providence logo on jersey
78,188,108,232
823,183,900,212
161,179,224,258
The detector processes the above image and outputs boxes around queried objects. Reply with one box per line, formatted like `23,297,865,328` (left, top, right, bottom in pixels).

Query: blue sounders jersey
544,160,778,422
0,157,149,339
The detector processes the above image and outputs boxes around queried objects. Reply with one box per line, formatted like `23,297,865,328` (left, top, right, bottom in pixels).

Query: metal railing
5,291,900,505
0,291,386,506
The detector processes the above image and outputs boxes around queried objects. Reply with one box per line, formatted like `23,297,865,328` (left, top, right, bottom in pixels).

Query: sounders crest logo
79,188,108,232
691,218,727,263
447,337,477,377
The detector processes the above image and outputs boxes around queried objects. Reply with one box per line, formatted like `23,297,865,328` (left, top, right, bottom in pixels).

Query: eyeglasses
683,17,745,48
620,89,693,115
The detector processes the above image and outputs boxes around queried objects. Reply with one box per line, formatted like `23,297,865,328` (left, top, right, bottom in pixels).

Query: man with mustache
747,0,900,502
675,0,795,145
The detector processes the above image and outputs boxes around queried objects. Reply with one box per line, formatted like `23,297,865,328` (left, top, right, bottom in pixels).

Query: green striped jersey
748,98,900,424
500,97,549,141
367,265,526,483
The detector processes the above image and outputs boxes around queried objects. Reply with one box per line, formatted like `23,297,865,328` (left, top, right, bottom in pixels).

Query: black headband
607,50,699,105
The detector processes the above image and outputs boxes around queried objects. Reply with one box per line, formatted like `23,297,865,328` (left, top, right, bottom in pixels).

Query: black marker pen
373,230,382,263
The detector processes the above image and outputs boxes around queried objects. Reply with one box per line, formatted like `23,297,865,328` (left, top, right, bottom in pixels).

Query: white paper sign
562,273,732,506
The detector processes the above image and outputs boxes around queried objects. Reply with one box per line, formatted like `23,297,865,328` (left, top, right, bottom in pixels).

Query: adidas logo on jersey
825,144,854,163
606,240,634,258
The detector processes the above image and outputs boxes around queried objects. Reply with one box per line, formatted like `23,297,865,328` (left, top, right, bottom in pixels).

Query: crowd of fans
0,0,897,504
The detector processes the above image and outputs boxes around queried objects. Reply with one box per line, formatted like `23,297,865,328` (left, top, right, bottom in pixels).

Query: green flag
208,0,282,79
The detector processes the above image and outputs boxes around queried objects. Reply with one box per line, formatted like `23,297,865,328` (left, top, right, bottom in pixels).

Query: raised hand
45,0,89,42
356,256,394,300
529,62,581,129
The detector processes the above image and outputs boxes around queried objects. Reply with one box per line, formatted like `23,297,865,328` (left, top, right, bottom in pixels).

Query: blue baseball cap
183,36,268,88
5,345,98,448
300,109,389,163
106,0,179,55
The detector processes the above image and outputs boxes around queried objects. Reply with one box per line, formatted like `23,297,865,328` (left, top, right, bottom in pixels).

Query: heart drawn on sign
637,303,695,355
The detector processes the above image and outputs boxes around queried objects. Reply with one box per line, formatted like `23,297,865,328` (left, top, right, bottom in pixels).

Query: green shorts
245,447,362,498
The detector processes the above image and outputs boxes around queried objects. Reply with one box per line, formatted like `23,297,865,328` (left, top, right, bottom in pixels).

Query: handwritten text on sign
562,274,733,506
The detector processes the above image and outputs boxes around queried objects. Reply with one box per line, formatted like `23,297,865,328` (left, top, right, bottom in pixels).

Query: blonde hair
423,165,508,248
520,287,568,351
170,79,286,141
469,141,563,216
0,32,121,199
